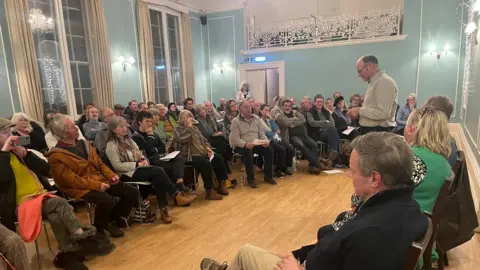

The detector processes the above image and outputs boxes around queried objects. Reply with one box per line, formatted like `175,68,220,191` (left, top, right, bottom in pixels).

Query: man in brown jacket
47,115,139,238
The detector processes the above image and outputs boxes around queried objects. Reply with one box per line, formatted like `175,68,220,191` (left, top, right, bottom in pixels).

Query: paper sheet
323,169,345,174
342,126,359,135
160,151,180,161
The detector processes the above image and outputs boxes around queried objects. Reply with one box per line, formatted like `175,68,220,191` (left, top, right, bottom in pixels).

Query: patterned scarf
113,136,135,163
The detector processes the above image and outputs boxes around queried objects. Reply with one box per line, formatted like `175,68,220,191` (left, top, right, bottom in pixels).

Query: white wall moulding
241,34,407,55
246,6,403,51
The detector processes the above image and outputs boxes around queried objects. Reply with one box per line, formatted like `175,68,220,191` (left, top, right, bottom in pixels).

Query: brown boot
216,181,229,195
174,192,197,206
160,207,172,224
205,189,223,200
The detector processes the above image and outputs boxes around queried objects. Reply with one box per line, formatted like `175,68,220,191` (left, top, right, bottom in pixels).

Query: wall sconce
213,63,230,74
119,56,136,71
430,45,449,60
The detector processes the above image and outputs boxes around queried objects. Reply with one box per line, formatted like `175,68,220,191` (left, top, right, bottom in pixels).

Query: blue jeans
313,126,340,152
290,135,318,167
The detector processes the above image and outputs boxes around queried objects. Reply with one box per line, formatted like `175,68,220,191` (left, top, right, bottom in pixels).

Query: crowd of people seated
0,54,464,270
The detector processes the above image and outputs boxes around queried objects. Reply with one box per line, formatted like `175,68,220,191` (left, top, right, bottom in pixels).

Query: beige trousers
227,244,283,270
0,224,31,270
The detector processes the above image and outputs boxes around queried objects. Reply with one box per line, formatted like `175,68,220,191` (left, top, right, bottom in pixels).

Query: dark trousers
151,157,185,182
290,135,318,167
130,166,178,208
210,136,232,174
190,153,229,190
313,126,340,152
234,145,274,181
82,183,139,231
360,126,391,135
270,140,294,169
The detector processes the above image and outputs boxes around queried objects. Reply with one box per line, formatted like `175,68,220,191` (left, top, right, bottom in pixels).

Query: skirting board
449,123,480,233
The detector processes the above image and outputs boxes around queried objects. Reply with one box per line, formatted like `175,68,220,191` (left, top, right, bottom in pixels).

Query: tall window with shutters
149,7,185,105
28,0,93,117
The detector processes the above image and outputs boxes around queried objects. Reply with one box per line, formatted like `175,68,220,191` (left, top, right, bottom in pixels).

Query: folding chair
403,217,433,270
14,221,54,270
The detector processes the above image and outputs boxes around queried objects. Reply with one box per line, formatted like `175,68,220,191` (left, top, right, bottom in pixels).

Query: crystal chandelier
28,8,54,33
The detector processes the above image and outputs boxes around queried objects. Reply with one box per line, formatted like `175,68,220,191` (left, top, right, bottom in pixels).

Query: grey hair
10,112,33,132
406,93,416,102
350,132,414,188
49,114,72,140
238,99,250,108
105,116,127,142
148,108,159,116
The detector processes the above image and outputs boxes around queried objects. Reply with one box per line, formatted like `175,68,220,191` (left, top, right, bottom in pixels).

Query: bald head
102,107,115,124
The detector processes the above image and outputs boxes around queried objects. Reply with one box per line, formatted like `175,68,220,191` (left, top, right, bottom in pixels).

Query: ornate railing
247,6,403,50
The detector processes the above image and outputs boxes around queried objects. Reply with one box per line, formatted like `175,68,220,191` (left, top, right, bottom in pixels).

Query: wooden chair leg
43,223,54,256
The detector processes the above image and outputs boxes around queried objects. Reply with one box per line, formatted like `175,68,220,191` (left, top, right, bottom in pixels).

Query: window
28,0,93,116
149,7,185,105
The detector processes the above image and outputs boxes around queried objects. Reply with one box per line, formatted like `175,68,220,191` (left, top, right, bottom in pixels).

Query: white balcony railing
247,6,403,50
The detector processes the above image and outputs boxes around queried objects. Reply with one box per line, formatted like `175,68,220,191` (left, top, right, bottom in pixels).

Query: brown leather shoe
308,167,321,175
205,189,223,200
216,181,229,195
160,207,172,224
174,192,197,206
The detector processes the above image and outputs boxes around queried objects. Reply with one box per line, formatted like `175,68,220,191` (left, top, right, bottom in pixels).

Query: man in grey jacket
274,97,321,175
348,55,398,134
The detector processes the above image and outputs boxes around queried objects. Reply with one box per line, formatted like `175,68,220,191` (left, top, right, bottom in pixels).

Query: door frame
239,61,285,99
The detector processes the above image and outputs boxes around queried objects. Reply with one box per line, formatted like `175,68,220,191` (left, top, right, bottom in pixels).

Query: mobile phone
17,135,31,146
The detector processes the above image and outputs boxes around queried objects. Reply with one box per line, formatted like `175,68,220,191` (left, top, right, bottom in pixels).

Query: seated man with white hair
46,114,139,239
201,132,428,270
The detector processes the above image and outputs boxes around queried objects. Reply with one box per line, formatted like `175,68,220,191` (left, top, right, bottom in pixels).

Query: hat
0,118,14,131
334,96,345,107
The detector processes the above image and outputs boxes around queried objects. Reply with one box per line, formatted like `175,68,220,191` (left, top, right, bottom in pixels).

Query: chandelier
28,8,54,33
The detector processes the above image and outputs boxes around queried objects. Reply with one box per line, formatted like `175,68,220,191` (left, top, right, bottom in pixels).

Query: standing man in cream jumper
348,55,398,135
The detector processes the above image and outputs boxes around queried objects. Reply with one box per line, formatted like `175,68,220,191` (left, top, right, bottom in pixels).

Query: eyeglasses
357,64,368,74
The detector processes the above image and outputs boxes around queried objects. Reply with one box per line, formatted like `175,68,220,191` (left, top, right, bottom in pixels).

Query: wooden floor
26,161,480,270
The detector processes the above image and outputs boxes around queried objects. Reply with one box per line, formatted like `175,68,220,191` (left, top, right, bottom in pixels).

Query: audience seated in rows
229,100,276,187
306,94,340,161
275,97,322,174
201,132,428,270
393,93,417,135
204,101,223,121
132,111,190,193
11,112,49,154
166,102,180,122
105,116,196,224
47,115,139,238
422,95,458,167
83,106,106,141
195,104,235,182
216,98,227,114
123,100,139,125
0,118,115,269
183,97,195,117
173,110,230,199
332,96,359,141
258,104,294,177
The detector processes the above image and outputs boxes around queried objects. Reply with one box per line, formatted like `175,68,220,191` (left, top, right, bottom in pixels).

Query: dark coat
305,186,428,270
0,151,53,231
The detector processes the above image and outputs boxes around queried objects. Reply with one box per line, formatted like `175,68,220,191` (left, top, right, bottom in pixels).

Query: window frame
29,0,93,119
148,5,187,105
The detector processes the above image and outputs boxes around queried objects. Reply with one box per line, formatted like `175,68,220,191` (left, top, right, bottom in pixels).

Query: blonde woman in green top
404,107,452,267
404,107,452,213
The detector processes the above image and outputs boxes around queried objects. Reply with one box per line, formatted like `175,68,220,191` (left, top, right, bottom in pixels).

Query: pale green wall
191,0,465,122
103,0,143,105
